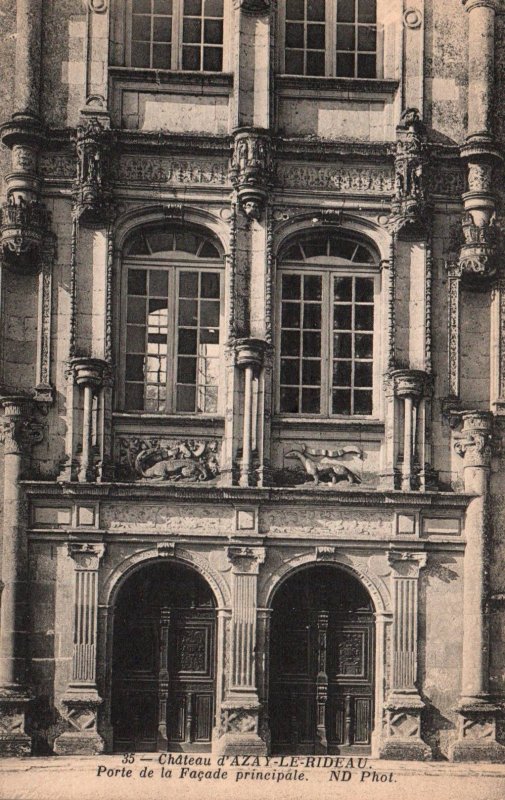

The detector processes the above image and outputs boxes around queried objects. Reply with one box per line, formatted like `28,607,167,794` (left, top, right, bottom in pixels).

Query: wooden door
269,566,374,754
112,563,216,752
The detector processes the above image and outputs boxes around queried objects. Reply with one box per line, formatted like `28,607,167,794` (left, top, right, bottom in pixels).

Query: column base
0,688,32,756
53,689,104,756
448,700,505,763
379,693,432,761
214,701,267,756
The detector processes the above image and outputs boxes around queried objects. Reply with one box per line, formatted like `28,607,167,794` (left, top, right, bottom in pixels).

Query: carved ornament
157,542,176,558
67,542,106,569
114,156,229,186
219,707,258,735
454,410,496,467
0,198,51,274
230,129,273,220
227,546,266,573
0,397,43,456
389,109,430,240
388,550,427,577
118,437,220,483
74,117,112,227
233,0,274,14
391,369,431,401
458,212,499,281
277,164,394,193
284,445,363,487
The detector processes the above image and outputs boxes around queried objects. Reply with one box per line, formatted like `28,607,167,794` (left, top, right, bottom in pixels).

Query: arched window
281,0,377,78
277,230,379,416
125,0,225,72
120,223,224,414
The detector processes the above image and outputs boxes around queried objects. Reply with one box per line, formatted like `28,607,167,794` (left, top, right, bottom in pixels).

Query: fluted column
0,397,40,754
217,546,266,755
380,551,431,760
54,542,106,755
449,411,505,761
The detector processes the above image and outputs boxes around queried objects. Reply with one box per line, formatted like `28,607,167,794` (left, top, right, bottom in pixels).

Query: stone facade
0,0,504,762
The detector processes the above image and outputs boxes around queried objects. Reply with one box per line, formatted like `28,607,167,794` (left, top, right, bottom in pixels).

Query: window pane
282,302,301,328
127,325,146,353
149,270,168,296
199,240,220,259
179,271,198,297
333,360,352,386
203,47,222,71
126,354,145,382
285,49,304,75
280,387,300,413
178,328,198,354
182,46,200,70
336,52,354,77
200,328,219,344
307,0,325,21
178,299,198,325
177,385,196,411
358,0,376,23
281,359,300,384
286,0,304,20
134,0,151,12
177,357,197,383
303,331,321,357
355,333,373,358
357,53,376,78
334,276,352,301
358,25,376,52
333,389,351,414
281,330,301,356
153,16,171,41
203,386,218,413
154,0,172,11
337,24,355,51
334,332,352,358
286,22,304,48
184,0,202,13
354,389,373,414
338,0,356,23
128,269,147,295
303,303,322,329
125,382,144,410
302,388,320,413
205,0,223,14
302,359,321,384
355,277,374,302
282,273,301,299
355,362,373,387
334,304,352,329
306,50,324,75
152,43,170,67
201,272,220,298
132,15,151,41
200,300,220,327
183,18,201,43
307,24,325,49
304,275,322,301
127,296,146,324
131,41,150,67
204,19,223,44
355,305,374,330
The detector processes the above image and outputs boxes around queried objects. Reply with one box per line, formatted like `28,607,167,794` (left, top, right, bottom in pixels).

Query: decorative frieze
114,156,229,186
283,445,363,487
276,163,394,193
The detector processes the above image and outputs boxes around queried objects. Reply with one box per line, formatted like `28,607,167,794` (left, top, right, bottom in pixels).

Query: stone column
0,397,40,755
235,339,267,486
217,546,266,755
380,551,431,760
54,541,106,755
449,411,505,761
391,369,428,491
462,0,496,138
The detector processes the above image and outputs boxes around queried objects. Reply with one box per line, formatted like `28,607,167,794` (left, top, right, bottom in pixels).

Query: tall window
277,232,378,416
283,0,377,78
121,225,224,414
128,0,225,72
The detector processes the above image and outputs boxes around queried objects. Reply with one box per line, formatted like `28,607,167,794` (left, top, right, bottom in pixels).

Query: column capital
234,338,270,371
454,410,496,467
0,395,42,455
388,550,428,577
227,546,266,574
67,541,106,570
390,369,432,400
462,0,499,12
232,0,275,17
69,357,109,391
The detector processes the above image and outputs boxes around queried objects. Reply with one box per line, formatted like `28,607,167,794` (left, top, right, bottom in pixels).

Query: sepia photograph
0,0,504,798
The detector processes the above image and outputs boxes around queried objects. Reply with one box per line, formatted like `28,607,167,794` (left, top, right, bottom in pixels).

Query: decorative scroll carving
0,199,51,273
74,118,112,226
284,445,363,486
114,156,229,186
230,129,273,220
389,108,430,240
277,164,394,193
118,437,220,482
176,629,207,672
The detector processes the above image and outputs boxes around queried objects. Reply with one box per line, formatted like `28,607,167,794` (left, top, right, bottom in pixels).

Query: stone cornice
21,480,474,509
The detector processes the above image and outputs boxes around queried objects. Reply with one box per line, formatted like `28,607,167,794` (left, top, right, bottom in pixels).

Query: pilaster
380,551,431,760
449,410,505,761
216,545,267,755
54,541,106,755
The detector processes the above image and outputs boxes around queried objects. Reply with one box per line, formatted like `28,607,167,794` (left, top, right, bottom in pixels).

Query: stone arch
260,550,390,614
101,546,231,611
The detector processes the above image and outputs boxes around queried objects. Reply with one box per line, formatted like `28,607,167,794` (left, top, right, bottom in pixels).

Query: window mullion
327,0,335,77
323,271,332,417
167,268,177,413
351,276,356,415
173,0,182,71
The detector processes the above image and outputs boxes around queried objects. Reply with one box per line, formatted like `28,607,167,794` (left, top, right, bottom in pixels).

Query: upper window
277,231,379,417
121,224,224,414
127,0,225,72
282,0,377,78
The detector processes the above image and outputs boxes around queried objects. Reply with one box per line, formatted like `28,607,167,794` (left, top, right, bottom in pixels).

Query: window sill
109,66,234,96
272,416,385,436
275,74,399,101
113,412,225,430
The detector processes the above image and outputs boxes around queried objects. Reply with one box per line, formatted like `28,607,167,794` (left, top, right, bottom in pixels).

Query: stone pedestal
380,551,431,760
216,546,267,755
54,542,106,755
449,411,505,761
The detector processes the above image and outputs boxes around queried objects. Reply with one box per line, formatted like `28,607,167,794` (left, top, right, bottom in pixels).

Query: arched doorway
111,561,217,752
269,565,375,754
